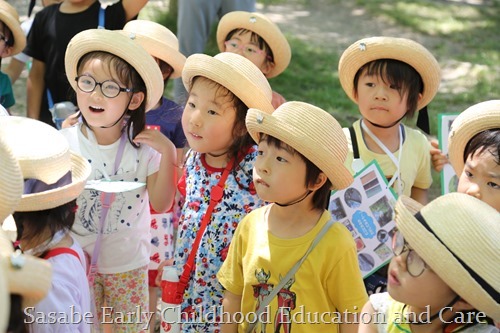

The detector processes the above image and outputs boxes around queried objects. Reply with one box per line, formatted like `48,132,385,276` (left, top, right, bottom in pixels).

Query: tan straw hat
216,11,291,78
395,193,500,321
338,36,440,111
0,1,26,55
246,101,354,190
65,29,164,111
123,20,186,79
448,100,500,176
0,227,52,331
182,52,274,114
0,136,23,224
0,116,91,212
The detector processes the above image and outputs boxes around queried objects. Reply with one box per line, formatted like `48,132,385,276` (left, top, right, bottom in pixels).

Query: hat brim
182,53,274,114
448,100,500,176
339,37,440,111
65,29,164,111
246,105,353,190
0,137,23,223
16,152,91,211
0,8,26,55
216,11,291,78
396,195,500,321
123,20,186,79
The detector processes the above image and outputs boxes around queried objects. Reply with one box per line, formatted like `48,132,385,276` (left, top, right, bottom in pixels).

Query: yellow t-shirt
217,206,368,333
343,120,432,197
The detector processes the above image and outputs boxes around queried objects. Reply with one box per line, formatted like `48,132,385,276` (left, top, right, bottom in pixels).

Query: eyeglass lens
76,75,123,98
391,230,426,277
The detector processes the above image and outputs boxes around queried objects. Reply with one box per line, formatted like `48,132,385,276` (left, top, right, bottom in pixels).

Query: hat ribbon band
414,212,500,302
23,171,72,195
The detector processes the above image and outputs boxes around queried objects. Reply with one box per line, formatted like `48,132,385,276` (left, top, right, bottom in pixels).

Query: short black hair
463,129,500,165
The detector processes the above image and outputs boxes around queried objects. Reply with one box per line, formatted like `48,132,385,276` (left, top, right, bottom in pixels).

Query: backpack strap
349,125,360,159
98,6,105,29
44,247,81,262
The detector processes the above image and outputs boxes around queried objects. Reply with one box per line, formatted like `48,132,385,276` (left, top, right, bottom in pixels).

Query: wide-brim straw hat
182,52,274,114
448,100,500,176
123,20,186,79
65,29,164,112
0,1,26,55
395,193,500,321
338,36,440,111
0,227,52,331
0,116,91,211
216,11,291,78
0,136,23,223
246,101,353,190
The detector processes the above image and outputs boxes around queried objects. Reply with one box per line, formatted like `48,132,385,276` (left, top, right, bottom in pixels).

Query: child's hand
429,139,449,172
61,111,80,129
133,126,175,155
155,258,175,287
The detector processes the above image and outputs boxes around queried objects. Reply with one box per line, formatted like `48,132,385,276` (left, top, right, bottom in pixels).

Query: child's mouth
89,106,104,113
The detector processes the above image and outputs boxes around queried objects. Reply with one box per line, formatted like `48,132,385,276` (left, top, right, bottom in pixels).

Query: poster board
438,113,460,195
328,160,397,279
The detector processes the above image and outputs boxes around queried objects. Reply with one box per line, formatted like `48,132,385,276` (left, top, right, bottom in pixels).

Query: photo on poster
329,197,347,220
369,196,393,228
361,170,382,198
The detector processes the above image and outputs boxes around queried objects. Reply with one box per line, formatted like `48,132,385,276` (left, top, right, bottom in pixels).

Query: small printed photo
377,229,389,243
374,242,393,261
343,219,358,238
328,197,347,220
361,170,382,198
358,253,375,272
354,237,366,251
344,188,362,209
369,196,394,228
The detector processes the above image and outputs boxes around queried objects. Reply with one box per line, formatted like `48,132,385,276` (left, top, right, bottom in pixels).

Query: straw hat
0,136,22,224
395,193,500,321
0,1,26,55
0,116,91,211
448,100,500,176
216,11,291,78
246,101,353,190
65,29,164,112
338,36,440,111
123,20,186,79
0,227,52,331
182,52,274,114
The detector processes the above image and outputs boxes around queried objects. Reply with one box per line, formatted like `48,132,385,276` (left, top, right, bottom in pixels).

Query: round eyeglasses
224,39,270,59
75,75,133,98
392,230,427,277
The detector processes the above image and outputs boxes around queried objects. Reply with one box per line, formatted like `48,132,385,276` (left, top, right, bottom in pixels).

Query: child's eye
256,150,263,156
276,156,288,162
187,102,195,109
245,47,257,54
487,182,500,189
365,82,375,87
207,110,218,116
389,84,400,90
464,170,473,178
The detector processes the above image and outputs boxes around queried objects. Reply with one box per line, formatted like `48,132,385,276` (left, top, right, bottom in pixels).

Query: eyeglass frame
224,39,272,60
391,230,428,277
75,75,134,98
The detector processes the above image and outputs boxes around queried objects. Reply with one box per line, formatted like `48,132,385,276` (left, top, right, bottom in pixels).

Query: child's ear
128,92,145,111
261,61,276,76
309,172,328,191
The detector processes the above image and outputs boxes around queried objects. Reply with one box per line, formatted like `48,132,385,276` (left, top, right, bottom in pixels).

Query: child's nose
374,86,388,100
190,109,202,127
465,183,481,200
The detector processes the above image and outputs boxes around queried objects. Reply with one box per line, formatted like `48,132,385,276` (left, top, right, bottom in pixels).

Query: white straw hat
0,227,52,331
123,20,186,79
216,11,291,78
0,116,91,211
395,193,500,321
0,1,26,55
246,101,353,190
182,52,274,114
448,100,500,176
65,29,164,111
338,36,441,111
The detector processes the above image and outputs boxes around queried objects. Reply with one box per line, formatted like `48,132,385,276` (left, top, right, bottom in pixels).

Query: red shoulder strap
44,247,81,262
174,157,235,304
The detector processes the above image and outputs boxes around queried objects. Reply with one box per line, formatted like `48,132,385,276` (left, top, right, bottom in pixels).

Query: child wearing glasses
359,192,499,333
216,11,291,109
0,1,25,112
60,29,177,332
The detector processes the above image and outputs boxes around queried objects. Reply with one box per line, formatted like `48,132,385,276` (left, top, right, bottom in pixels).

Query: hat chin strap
275,190,312,207
365,113,406,129
409,294,461,325
98,95,133,129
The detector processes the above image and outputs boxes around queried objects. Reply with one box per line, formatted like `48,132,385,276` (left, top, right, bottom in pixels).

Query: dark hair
225,28,274,63
260,134,332,210
76,51,148,147
0,20,14,48
13,200,77,250
463,129,500,165
190,76,254,163
156,58,174,87
353,59,423,119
